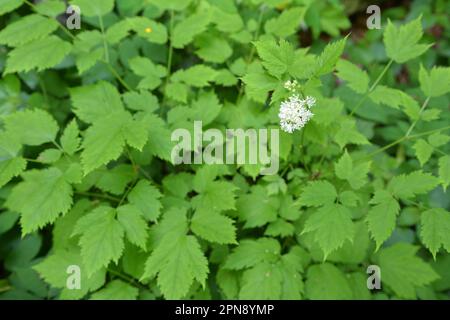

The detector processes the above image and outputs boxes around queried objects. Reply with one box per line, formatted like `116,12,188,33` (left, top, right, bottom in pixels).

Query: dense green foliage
0,0,449,300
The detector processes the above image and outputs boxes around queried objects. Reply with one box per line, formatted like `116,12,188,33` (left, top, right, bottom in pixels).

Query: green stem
404,96,430,137
75,191,121,203
300,127,311,174
24,0,76,40
104,62,132,91
236,7,266,103
162,10,175,105
107,268,143,288
98,15,109,63
363,125,450,159
409,126,450,139
24,157,45,164
350,59,394,116
117,179,138,207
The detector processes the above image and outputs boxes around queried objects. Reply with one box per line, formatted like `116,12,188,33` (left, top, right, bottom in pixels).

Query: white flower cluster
279,94,316,133
284,79,298,92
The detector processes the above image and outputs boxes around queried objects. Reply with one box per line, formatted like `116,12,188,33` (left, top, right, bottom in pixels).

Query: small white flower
278,95,314,133
283,79,298,92
305,96,316,108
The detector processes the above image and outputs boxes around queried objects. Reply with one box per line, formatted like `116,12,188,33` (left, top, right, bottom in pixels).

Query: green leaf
413,139,434,166
241,71,278,103
35,0,65,17
0,211,19,235
190,91,222,125
419,65,450,97
334,119,369,149
152,0,193,11
61,120,81,156
37,149,62,164
438,155,450,191
211,6,243,33
420,208,450,259
4,109,58,146
128,57,166,90
239,262,282,299
303,204,355,258
374,243,439,298
0,132,26,187
224,238,280,270
194,34,233,64
94,165,134,195
328,220,370,264
172,9,210,48
428,133,450,148
192,181,237,213
335,150,371,189
166,82,188,103
144,114,174,161
74,206,125,276
81,110,145,173
123,116,148,151
369,85,404,109
0,0,23,16
236,185,278,228
33,249,105,300
298,181,337,207
70,0,114,17
254,39,295,78
142,234,208,299
265,219,295,238
383,16,431,63
4,36,72,74
366,190,400,250
388,170,439,199
305,263,353,299
117,204,148,250
127,180,162,221
172,65,218,88
264,7,306,38
6,168,73,235
313,37,347,76
126,17,168,44
70,81,124,124
90,280,138,300
336,59,369,94
191,208,236,244
0,14,59,47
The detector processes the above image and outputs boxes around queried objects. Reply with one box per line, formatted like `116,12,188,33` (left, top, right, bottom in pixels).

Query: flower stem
404,96,430,137
350,59,394,116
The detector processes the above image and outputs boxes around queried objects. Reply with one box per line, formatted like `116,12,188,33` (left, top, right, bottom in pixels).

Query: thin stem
125,146,138,173
98,15,109,63
38,75,49,107
27,0,130,93
350,59,394,116
434,148,448,156
162,10,175,108
107,268,143,288
404,96,430,137
104,62,132,91
24,157,45,164
24,0,76,40
75,191,121,203
117,179,138,207
409,126,450,139
300,127,310,174
363,125,450,160
236,7,266,103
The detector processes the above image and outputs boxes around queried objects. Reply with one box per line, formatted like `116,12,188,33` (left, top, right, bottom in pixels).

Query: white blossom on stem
278,94,314,133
